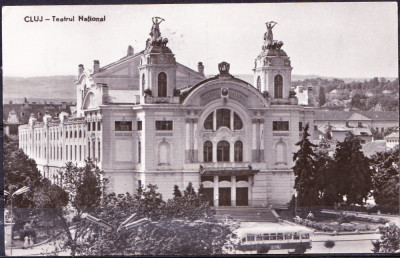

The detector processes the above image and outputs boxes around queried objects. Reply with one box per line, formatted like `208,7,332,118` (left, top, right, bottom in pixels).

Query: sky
2,2,398,78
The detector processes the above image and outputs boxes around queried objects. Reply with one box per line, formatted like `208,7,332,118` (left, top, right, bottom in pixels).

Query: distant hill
3,76,77,103
3,74,397,104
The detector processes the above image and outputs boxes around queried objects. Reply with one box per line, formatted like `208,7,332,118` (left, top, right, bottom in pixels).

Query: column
229,140,235,163
231,176,236,206
212,141,217,162
248,176,253,206
230,110,234,130
260,119,265,162
252,120,257,162
193,119,198,162
185,119,191,162
214,175,219,207
213,110,217,131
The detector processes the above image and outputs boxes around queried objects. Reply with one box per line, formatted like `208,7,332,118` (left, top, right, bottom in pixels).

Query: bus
235,222,313,254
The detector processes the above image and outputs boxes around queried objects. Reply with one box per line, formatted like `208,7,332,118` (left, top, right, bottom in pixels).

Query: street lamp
294,191,298,217
5,186,30,256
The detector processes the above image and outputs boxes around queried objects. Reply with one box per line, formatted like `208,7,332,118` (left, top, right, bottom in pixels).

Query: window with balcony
273,121,289,131
115,121,132,131
274,74,283,98
203,141,213,163
155,121,173,130
217,140,230,162
158,72,167,97
234,141,243,162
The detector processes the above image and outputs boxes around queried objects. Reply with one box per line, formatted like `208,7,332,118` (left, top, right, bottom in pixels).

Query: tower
253,22,292,99
139,17,177,102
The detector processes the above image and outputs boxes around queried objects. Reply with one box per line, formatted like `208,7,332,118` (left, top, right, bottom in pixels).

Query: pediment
347,112,371,121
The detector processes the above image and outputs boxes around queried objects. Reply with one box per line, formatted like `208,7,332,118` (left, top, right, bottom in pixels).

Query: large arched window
274,74,283,98
142,73,145,94
276,141,287,164
257,76,261,91
158,141,170,165
158,72,167,97
233,113,243,130
217,141,230,162
204,113,213,130
234,141,243,162
216,109,230,130
203,141,213,163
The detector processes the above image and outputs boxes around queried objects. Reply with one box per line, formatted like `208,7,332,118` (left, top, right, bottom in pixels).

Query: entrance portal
236,187,248,206
219,188,231,206
203,188,214,206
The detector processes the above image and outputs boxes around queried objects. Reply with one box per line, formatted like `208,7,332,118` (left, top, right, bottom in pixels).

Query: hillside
3,76,77,103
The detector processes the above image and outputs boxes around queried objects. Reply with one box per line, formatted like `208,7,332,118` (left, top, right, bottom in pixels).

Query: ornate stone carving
218,61,230,75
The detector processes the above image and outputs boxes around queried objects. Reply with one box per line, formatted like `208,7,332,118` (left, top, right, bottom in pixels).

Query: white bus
235,223,313,253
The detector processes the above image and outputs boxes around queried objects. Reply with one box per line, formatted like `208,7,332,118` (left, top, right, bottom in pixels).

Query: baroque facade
19,19,315,207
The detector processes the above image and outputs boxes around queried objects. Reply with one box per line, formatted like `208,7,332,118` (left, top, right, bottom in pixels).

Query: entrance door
236,187,248,206
219,188,231,206
203,188,214,206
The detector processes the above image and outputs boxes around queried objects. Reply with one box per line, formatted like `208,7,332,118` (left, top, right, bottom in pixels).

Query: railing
201,162,251,169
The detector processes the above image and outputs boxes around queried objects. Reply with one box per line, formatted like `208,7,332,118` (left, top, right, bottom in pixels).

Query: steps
214,206,278,222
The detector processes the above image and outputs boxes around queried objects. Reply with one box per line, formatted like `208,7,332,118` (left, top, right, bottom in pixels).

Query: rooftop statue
146,17,169,49
264,21,277,45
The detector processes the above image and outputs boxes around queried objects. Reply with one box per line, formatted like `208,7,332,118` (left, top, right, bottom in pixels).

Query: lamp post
294,191,298,217
5,186,30,256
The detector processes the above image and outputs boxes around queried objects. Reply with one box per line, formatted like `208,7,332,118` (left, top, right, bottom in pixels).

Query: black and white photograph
2,2,399,255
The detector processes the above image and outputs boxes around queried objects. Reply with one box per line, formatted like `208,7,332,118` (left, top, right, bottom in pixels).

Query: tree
372,223,400,253
33,160,106,256
370,146,399,210
292,124,320,207
331,133,372,205
314,149,336,206
81,184,234,255
173,185,182,198
319,86,326,106
324,240,335,252
4,137,43,208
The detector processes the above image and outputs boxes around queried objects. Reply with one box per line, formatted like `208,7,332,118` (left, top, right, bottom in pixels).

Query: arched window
204,112,213,130
234,112,243,130
257,76,261,91
79,130,82,138
74,131,77,138
216,109,231,130
274,74,283,98
158,72,167,97
276,141,287,164
217,141,230,162
234,141,243,162
203,141,213,163
158,141,170,165
142,73,146,94
70,131,73,138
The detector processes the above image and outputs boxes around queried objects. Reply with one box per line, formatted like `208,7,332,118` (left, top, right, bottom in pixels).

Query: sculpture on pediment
146,17,169,48
264,21,277,45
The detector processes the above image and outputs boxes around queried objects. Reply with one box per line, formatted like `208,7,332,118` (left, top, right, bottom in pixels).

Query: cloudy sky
2,2,398,78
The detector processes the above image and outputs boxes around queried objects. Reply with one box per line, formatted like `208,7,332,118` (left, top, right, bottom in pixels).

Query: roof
3,103,74,124
362,140,387,157
236,222,313,235
385,130,399,139
108,90,140,104
315,111,398,121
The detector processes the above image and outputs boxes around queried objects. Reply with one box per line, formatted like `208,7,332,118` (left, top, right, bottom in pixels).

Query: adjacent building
19,19,315,208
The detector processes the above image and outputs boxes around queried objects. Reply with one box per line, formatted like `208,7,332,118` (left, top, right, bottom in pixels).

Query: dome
258,48,287,58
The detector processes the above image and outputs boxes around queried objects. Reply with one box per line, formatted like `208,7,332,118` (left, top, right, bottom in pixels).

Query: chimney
198,62,204,76
93,60,100,73
127,45,134,56
101,83,109,104
78,64,84,76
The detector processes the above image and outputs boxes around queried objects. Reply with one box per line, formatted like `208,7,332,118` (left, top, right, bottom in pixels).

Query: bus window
256,235,263,241
242,237,246,242
293,233,300,240
247,235,255,241
284,233,292,240
277,233,283,240
263,234,270,240
270,233,277,240
301,233,310,239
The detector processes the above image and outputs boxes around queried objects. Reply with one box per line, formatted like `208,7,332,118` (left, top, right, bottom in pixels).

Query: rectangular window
247,235,255,242
97,122,101,131
299,122,303,131
273,121,289,131
277,233,283,240
269,233,277,240
155,121,173,130
358,122,362,127
87,123,91,131
115,121,132,131
284,233,292,240
263,234,270,240
92,122,96,131
137,121,142,131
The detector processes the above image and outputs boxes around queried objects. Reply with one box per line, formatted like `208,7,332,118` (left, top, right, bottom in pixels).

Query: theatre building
19,19,315,208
